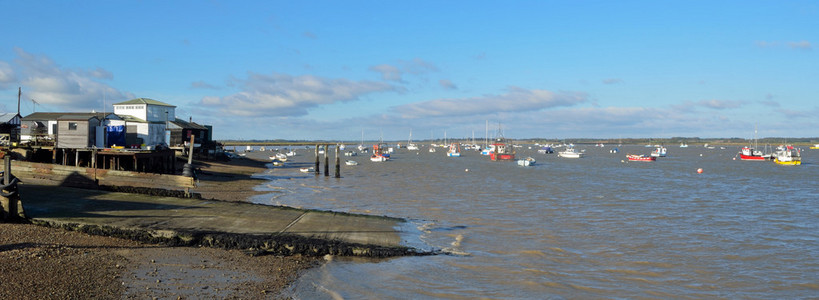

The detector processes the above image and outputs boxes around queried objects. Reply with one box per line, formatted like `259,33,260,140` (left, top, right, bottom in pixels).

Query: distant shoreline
220,138,819,147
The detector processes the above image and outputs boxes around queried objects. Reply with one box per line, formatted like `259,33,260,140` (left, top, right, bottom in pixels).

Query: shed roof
113,98,176,107
23,112,118,121
169,118,208,130
0,113,21,123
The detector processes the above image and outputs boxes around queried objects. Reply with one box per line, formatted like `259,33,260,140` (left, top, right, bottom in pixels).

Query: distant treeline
219,137,818,147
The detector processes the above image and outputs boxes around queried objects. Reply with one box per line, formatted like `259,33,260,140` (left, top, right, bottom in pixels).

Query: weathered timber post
334,143,341,178
314,144,320,175
324,144,330,176
1,155,23,222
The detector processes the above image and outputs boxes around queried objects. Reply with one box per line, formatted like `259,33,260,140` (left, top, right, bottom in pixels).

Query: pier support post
1,155,24,222
334,143,340,178
324,144,330,176
314,144,320,175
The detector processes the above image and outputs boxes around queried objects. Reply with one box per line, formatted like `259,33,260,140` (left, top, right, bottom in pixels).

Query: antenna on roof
30,98,38,112
17,87,21,115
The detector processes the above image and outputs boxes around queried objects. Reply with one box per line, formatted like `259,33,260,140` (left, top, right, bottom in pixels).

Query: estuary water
247,144,818,299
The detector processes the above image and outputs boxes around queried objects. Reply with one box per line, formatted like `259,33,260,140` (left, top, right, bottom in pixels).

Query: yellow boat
810,144,819,149
773,145,802,165
774,158,801,165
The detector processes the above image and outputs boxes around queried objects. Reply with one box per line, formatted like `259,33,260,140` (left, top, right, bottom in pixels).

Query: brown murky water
246,144,818,299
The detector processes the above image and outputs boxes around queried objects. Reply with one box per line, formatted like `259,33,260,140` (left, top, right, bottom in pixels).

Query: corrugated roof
23,112,117,121
170,118,208,130
117,114,147,123
113,98,176,107
0,113,20,123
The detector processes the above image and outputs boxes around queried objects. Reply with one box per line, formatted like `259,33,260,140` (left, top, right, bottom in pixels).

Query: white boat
609,148,619,154
344,151,357,156
447,143,461,157
345,160,359,166
517,157,536,166
773,145,801,165
406,129,419,150
299,167,314,173
429,147,436,153
558,147,584,158
286,150,297,156
269,153,288,162
650,146,667,157
680,143,689,148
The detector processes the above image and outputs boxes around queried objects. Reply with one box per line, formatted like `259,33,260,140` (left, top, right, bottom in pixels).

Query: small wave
604,268,663,278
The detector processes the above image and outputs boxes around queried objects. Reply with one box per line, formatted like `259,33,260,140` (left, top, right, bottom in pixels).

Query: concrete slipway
19,184,425,257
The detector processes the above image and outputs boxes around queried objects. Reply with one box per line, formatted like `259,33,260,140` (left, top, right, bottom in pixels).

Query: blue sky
1,1,816,141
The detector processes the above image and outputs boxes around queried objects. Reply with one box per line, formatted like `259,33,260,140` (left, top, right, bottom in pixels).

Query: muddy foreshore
0,155,324,299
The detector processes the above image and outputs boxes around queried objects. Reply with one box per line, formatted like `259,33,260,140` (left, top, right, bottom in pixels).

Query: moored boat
370,144,388,162
773,145,801,165
738,146,772,161
345,160,359,166
447,143,461,157
558,147,583,158
650,146,667,157
517,157,536,166
627,154,656,162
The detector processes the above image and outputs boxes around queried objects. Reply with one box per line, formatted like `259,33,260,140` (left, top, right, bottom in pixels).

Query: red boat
489,141,515,161
739,147,771,161
627,154,656,162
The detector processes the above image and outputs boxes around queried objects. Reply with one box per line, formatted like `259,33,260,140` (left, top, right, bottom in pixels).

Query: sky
1,1,817,141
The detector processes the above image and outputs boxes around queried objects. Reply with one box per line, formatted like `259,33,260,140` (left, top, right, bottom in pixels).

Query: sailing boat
481,120,493,155
357,129,368,153
406,129,419,150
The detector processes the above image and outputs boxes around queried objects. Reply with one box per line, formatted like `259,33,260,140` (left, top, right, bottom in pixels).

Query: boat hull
490,153,515,160
739,154,768,161
627,155,656,162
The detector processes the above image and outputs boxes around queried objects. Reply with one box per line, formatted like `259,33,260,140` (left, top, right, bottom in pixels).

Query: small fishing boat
345,160,359,166
609,147,619,154
537,146,554,154
271,159,285,166
739,146,772,161
811,144,819,150
344,151,357,156
371,144,388,162
428,147,436,153
517,157,536,166
299,167,314,173
627,154,656,162
447,143,461,157
773,145,801,165
286,150,297,156
558,147,583,158
650,146,667,157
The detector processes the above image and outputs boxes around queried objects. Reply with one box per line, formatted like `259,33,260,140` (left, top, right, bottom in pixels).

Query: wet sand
0,155,321,299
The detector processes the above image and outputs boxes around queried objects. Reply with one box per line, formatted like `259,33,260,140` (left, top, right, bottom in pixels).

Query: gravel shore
1,155,321,299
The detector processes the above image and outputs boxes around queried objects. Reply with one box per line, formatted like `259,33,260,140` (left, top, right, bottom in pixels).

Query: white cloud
390,86,588,119
198,72,397,117
369,64,403,81
6,48,128,112
0,61,16,88
693,99,745,110
439,79,457,90
190,80,219,89
788,40,812,50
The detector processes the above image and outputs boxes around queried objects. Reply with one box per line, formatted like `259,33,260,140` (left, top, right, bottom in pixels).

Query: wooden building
0,112,21,147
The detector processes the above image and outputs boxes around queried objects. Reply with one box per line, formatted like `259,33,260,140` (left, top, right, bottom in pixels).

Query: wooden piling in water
314,144,320,174
324,144,330,176
334,143,340,178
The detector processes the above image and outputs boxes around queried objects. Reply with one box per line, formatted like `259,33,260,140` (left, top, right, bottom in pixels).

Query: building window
68,122,78,130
